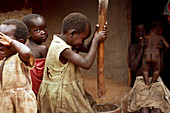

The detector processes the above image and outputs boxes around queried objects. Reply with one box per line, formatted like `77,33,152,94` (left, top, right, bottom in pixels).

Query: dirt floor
83,75,132,112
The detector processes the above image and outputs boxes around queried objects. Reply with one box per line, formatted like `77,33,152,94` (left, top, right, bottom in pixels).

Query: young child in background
142,21,169,85
0,19,37,113
22,14,48,96
37,12,107,113
128,22,170,113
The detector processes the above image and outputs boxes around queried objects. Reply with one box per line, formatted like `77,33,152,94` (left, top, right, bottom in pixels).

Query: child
22,14,48,96
128,22,170,113
0,19,37,113
142,21,169,85
37,12,107,113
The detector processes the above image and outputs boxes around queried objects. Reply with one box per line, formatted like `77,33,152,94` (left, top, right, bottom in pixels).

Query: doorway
131,0,170,88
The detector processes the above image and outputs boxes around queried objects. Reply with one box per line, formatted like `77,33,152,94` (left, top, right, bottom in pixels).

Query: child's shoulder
148,33,163,40
29,43,48,52
28,43,48,58
37,44,48,57
155,34,165,41
38,44,48,51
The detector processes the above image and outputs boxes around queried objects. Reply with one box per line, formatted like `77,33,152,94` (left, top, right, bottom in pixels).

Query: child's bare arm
129,45,143,71
156,37,169,51
61,31,107,69
0,32,33,65
11,40,32,63
162,38,169,51
40,45,48,58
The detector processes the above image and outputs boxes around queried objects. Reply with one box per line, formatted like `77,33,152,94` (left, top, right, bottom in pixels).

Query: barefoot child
0,19,37,113
142,21,169,85
22,14,48,96
128,22,170,113
37,12,107,113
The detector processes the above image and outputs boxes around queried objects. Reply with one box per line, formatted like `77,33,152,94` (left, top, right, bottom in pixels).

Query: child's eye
36,29,40,32
44,28,47,31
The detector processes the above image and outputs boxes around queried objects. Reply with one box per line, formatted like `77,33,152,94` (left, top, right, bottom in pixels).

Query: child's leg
143,69,150,85
140,107,150,113
151,108,162,113
143,52,151,85
151,53,161,84
151,62,160,84
151,69,160,83
143,61,150,85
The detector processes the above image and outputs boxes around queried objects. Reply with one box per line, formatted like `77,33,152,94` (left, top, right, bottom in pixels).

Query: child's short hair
2,19,28,43
62,12,91,34
148,21,163,30
22,14,44,30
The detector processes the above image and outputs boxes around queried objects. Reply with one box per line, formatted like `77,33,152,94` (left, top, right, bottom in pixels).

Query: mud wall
0,8,32,25
0,0,32,24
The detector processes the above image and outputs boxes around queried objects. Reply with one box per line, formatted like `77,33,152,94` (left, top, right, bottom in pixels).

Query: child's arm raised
11,40,33,64
61,31,107,69
162,38,169,51
0,32,33,65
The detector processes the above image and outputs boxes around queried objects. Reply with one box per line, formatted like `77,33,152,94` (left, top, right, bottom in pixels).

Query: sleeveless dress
38,35,94,113
0,53,37,113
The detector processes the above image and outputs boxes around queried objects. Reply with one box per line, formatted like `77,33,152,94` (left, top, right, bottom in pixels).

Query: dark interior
132,0,170,88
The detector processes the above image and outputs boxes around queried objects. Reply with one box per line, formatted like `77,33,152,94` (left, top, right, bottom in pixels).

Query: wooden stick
97,0,109,99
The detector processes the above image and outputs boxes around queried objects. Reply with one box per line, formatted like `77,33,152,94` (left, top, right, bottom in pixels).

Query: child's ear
70,29,76,38
28,32,31,38
18,39,25,44
28,35,30,38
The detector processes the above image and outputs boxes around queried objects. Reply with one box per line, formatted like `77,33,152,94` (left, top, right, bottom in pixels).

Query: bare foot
151,80,158,84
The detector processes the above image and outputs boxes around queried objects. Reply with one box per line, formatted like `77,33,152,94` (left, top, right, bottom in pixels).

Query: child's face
70,26,91,50
156,26,163,35
29,17,48,43
0,24,17,59
135,24,146,41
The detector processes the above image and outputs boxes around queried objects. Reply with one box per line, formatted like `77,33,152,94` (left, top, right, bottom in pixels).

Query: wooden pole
97,0,109,99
